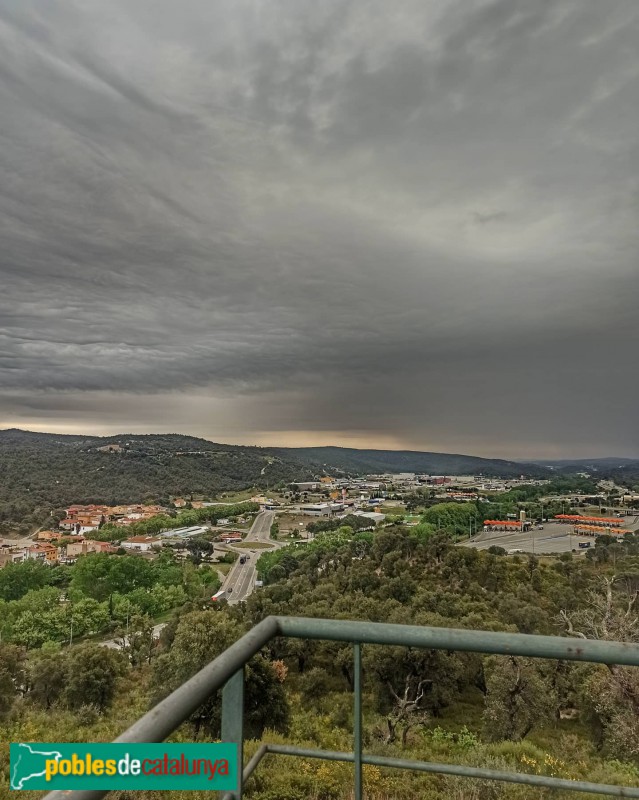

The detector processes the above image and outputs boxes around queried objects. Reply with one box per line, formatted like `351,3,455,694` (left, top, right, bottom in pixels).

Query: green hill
271,445,550,478
0,429,311,527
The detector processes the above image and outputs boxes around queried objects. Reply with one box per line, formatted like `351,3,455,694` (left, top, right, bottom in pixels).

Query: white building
159,526,209,539
353,511,385,524
300,503,344,516
121,536,161,552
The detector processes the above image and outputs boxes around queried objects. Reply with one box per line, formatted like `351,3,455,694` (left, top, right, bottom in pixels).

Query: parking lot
462,517,639,555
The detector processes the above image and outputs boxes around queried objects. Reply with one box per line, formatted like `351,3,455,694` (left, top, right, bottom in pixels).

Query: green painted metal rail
42,615,639,800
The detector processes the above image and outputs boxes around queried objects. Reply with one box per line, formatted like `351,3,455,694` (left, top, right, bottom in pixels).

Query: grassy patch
423,687,485,734
276,512,310,528
152,608,178,624
380,506,406,515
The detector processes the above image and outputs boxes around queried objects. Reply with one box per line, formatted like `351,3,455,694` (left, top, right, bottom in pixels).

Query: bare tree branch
625,590,638,618
559,609,588,640
387,681,401,703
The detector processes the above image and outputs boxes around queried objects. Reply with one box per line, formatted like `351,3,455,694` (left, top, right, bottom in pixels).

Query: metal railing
42,615,639,800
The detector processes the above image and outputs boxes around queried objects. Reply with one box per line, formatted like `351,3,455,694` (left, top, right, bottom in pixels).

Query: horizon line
1,426,635,465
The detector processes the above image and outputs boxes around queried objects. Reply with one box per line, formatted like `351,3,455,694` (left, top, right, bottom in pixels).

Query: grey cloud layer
0,0,638,455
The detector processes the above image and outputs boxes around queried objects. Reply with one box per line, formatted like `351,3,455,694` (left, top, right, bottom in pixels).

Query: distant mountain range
528,457,639,471
270,445,550,478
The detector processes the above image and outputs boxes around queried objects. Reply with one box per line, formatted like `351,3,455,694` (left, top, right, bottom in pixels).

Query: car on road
240,556,246,564
578,541,592,548
537,525,544,530
508,549,525,554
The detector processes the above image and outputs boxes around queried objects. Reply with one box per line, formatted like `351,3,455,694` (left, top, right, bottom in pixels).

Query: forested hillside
2,529,639,798
271,445,551,478
533,457,639,488
0,429,312,528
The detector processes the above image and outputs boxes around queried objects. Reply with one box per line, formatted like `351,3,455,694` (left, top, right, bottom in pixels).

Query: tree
421,503,480,536
69,554,114,602
483,656,557,741
0,643,26,718
381,675,429,747
68,598,110,637
29,649,67,709
152,610,288,738
186,537,213,564
63,644,127,712
244,656,290,739
0,560,53,601
560,575,639,758
9,585,68,648
115,614,155,667
71,554,154,601
366,641,466,720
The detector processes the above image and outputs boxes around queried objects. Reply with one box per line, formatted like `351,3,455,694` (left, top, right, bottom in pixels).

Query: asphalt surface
462,517,639,555
222,510,276,604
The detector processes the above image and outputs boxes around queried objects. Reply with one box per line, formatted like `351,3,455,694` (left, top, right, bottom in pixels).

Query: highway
221,510,276,605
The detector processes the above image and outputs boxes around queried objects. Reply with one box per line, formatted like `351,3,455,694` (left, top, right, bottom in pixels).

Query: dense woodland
0,552,221,650
2,524,639,799
0,430,311,530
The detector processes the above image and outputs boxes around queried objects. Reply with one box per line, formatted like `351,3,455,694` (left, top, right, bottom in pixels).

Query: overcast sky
1,0,638,459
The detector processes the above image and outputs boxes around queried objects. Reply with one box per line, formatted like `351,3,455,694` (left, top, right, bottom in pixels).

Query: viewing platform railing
42,616,639,800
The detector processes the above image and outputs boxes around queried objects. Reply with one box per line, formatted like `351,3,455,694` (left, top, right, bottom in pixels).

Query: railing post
222,667,244,799
354,642,363,800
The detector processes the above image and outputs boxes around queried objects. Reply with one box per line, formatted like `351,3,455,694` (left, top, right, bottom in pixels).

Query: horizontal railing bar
40,615,639,800
221,745,269,800
274,616,639,666
243,744,269,783
41,617,279,800
265,744,639,798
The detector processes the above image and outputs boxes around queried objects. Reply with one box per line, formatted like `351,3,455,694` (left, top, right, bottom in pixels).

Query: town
2,471,637,571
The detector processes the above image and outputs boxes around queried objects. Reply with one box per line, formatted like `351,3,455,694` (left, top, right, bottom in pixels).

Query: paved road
222,510,276,605
1,531,39,548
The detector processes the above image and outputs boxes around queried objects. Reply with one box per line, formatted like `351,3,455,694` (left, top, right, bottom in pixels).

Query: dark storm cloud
0,0,638,456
